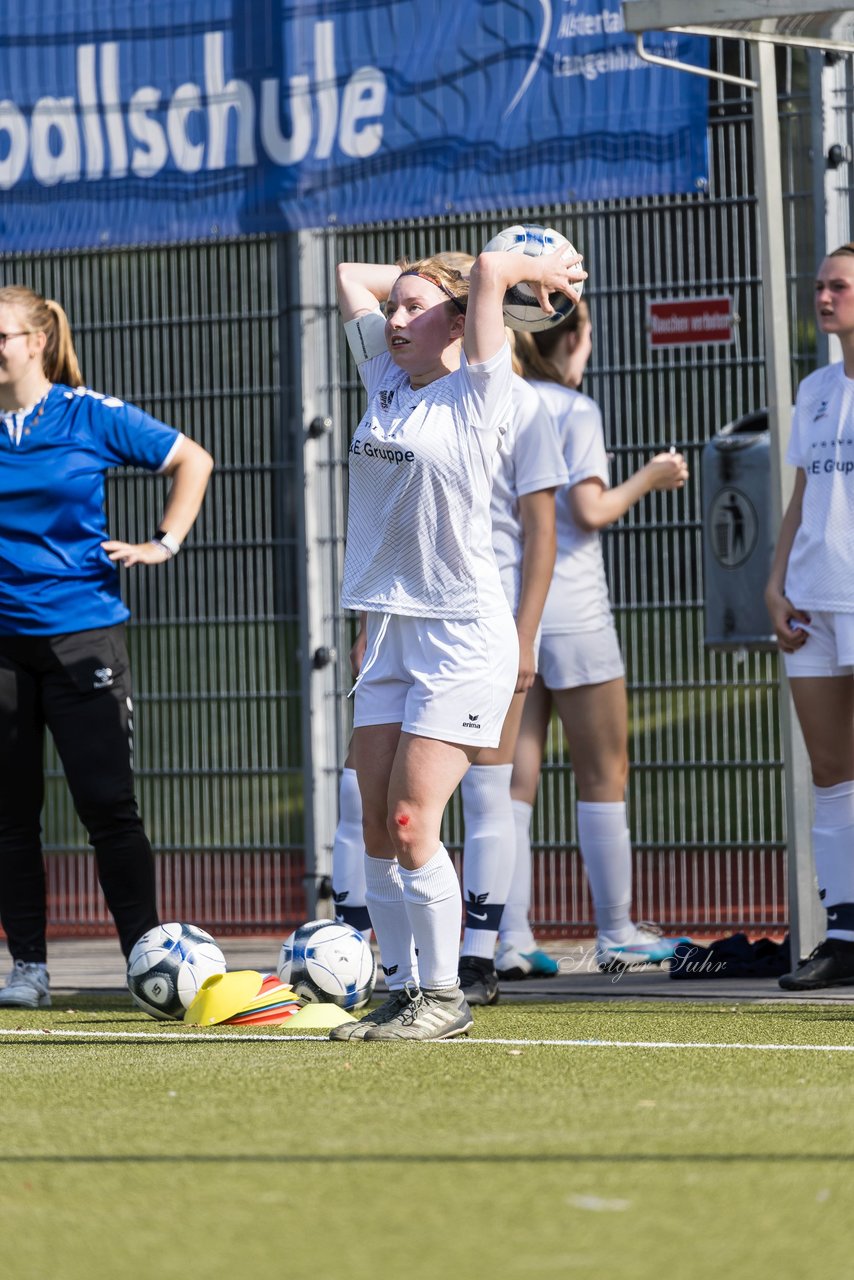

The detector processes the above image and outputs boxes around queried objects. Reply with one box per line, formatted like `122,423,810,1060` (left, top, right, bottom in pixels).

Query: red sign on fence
647,296,734,347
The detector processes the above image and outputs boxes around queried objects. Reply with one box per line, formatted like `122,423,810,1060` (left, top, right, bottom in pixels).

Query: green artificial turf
2,997,854,1279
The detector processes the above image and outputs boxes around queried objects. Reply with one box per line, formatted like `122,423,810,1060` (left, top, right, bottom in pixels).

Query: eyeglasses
0,332,33,352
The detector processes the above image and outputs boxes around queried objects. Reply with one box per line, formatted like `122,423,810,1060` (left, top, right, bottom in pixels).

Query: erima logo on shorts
93,667,114,689
462,711,480,728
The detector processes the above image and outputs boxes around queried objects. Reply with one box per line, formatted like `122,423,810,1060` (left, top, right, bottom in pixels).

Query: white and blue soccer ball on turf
277,919,376,1011
482,223,582,332
127,922,227,1021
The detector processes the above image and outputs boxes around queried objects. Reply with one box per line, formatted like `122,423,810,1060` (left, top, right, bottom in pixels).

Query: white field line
0,1028,854,1053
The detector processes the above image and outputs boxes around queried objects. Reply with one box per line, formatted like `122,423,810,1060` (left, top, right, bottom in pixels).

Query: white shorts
782,611,854,678
538,622,625,691
353,611,519,748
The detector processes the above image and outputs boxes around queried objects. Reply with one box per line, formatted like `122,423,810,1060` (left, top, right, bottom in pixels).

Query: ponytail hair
514,299,590,388
0,285,83,387
505,327,523,377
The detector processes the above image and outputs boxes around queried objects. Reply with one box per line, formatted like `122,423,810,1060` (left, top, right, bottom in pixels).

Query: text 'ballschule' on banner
0,0,709,251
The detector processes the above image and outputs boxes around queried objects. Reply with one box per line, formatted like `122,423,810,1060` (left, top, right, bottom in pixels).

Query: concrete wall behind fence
0,41,823,939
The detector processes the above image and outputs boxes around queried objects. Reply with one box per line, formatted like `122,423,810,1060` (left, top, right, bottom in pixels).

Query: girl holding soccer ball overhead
0,285,213,1010
331,240,585,1041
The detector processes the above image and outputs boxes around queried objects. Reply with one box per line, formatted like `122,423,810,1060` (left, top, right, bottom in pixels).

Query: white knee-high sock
331,769,372,939
364,855,418,989
499,799,536,950
577,800,633,941
461,764,514,959
813,781,854,942
399,844,462,990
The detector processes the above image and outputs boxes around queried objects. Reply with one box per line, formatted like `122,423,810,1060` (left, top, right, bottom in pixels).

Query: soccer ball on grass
277,919,376,1011
127,922,227,1020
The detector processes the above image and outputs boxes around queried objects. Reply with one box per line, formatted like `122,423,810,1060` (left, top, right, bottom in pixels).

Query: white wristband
152,530,181,557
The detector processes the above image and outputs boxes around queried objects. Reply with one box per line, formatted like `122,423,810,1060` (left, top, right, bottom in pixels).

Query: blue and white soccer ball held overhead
483,223,582,332
278,920,376,1010
127,922,227,1020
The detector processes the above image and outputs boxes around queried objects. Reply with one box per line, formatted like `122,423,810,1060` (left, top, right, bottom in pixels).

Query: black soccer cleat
778,938,854,991
458,955,499,1006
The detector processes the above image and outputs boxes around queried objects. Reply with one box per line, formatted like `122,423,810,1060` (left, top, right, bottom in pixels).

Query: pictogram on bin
701,409,776,649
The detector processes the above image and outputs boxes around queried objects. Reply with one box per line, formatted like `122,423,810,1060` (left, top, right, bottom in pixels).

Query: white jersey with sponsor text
530,380,613,634
786,361,854,612
341,333,513,619
490,375,569,614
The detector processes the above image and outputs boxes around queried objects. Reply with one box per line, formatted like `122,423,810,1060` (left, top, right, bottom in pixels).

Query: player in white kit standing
498,306,690,976
329,344,568,1005
330,245,584,1040
769,245,854,991
456,342,568,1004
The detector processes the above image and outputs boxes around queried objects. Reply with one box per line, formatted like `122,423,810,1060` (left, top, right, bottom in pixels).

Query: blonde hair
514,299,590,388
506,328,523,378
0,285,83,386
396,255,469,312
435,250,475,276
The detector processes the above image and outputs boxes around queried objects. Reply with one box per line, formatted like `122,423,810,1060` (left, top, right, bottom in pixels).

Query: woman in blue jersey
331,246,584,1042
0,285,213,1010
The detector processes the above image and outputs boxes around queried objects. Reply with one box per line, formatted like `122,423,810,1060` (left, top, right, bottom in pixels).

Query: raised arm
336,262,402,322
569,451,689,532
464,247,585,367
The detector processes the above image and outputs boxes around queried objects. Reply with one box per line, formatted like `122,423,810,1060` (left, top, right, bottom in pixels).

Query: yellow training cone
282,1002,357,1030
184,970,266,1025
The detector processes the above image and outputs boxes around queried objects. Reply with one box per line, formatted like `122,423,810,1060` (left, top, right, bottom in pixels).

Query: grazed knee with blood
387,805,419,854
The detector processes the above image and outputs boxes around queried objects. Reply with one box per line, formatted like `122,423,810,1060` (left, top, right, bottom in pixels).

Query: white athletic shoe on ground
596,925,691,972
495,940,559,980
0,960,51,1008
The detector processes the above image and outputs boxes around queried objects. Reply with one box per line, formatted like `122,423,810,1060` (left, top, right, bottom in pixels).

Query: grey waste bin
701,409,776,649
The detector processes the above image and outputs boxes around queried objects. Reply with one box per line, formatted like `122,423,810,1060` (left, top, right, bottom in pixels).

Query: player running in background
499,304,690,977
330,243,584,1041
0,285,212,1009
769,245,854,991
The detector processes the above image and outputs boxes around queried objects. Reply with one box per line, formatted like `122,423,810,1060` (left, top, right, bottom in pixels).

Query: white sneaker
0,960,51,1009
596,925,691,972
495,940,559,980
495,940,533,980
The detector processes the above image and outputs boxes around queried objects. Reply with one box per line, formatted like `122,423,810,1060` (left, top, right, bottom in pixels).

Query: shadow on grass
0,1152,851,1164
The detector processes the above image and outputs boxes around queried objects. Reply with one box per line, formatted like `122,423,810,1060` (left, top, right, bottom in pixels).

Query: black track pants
0,625,159,962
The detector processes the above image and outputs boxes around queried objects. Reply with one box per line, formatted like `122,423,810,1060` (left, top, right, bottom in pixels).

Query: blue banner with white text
0,0,709,251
